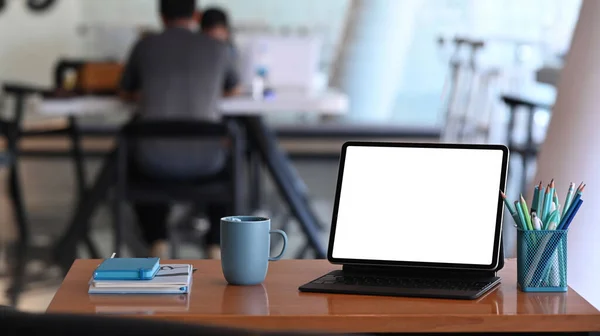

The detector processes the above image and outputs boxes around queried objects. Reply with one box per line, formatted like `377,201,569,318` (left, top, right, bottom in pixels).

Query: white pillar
331,0,422,120
533,0,600,309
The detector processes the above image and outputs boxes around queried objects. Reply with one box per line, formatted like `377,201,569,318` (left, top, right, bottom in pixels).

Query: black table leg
247,148,262,212
521,106,536,194
506,103,518,191
68,116,100,259
4,96,29,306
53,150,116,272
6,155,28,306
239,116,326,259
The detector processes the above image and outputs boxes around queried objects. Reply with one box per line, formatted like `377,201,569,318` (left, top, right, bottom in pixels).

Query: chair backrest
0,152,8,166
115,119,245,213
120,119,233,140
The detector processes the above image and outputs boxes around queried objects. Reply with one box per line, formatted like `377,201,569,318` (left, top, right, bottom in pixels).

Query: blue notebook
93,257,160,280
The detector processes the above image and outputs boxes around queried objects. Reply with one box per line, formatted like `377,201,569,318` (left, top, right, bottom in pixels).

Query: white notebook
89,264,193,294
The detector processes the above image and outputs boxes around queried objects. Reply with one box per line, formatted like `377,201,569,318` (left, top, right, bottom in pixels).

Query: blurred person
200,7,241,96
200,7,230,42
119,0,240,259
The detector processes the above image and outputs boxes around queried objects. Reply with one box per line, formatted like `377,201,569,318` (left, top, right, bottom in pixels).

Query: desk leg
68,117,100,259
247,148,262,212
4,97,29,306
53,150,116,272
521,106,536,195
239,116,326,259
6,153,29,306
506,104,519,192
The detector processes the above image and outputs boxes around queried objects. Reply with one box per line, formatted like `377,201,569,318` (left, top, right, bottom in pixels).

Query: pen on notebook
520,194,533,230
562,182,575,218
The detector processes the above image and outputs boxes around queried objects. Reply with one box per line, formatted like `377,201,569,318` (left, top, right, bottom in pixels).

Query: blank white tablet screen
331,146,504,265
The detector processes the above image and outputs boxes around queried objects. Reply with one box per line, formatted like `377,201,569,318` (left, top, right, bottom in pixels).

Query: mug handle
269,229,288,261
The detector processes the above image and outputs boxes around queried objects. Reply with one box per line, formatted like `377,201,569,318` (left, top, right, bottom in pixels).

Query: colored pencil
543,180,554,222
558,192,583,230
561,199,584,230
520,194,533,230
553,189,560,215
500,191,516,215
515,201,528,231
531,184,540,214
537,181,544,218
562,182,575,218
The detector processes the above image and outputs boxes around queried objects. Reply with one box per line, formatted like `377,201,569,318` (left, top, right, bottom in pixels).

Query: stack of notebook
88,257,193,294
91,294,190,313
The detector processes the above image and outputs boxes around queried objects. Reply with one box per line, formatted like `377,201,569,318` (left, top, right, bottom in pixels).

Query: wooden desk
46,259,600,334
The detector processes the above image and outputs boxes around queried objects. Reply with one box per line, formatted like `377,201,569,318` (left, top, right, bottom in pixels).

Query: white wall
0,0,80,86
79,0,159,26
533,0,600,309
0,0,348,85
78,0,349,69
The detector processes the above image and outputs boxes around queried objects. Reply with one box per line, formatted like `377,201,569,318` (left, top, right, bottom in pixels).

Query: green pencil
515,201,528,231
520,194,533,230
500,191,516,215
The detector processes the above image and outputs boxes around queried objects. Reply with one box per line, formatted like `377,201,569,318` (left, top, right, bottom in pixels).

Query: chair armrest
121,120,229,139
2,82,52,96
501,95,552,111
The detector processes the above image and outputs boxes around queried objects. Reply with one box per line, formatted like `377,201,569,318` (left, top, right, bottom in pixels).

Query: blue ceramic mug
220,216,288,285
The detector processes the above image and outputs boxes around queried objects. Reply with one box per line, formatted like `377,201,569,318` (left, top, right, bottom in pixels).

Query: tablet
327,142,509,271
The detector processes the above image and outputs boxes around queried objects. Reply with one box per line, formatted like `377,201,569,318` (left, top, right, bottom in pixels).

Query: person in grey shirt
119,0,239,259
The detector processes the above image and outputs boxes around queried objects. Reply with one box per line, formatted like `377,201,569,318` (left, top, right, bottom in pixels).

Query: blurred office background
0,0,585,310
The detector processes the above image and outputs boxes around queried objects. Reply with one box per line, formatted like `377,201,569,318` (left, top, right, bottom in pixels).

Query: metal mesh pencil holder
517,228,568,292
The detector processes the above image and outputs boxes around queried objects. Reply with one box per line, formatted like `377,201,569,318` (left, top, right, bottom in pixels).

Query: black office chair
113,119,244,257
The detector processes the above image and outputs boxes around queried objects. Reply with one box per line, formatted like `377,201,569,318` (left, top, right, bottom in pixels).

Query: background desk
34,93,346,264
1,86,348,305
46,259,600,334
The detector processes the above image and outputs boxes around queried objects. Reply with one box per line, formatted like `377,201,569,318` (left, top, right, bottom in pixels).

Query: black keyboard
299,271,500,300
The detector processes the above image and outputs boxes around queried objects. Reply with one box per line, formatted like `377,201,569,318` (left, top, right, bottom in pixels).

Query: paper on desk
27,95,132,117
